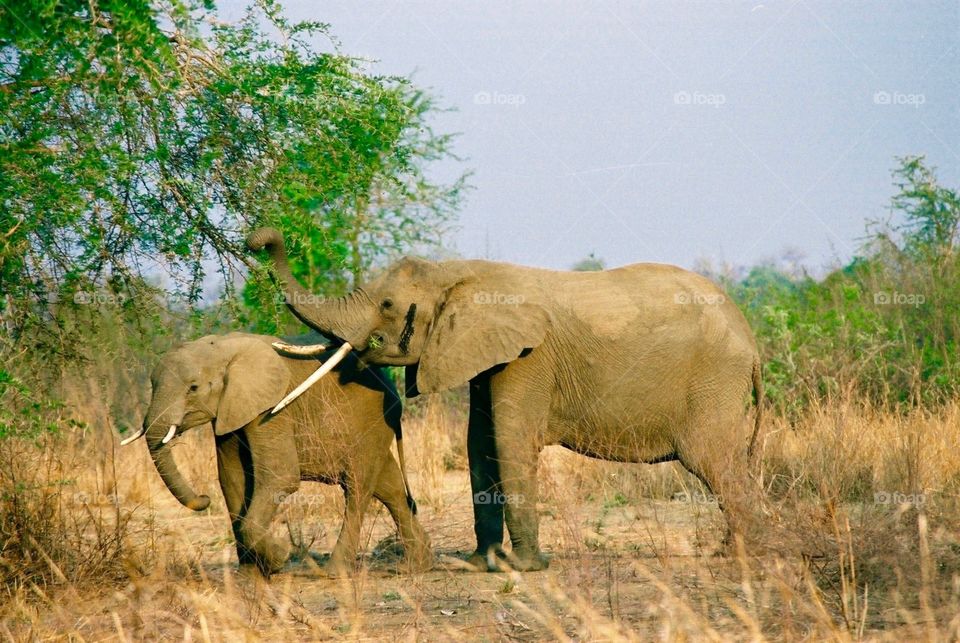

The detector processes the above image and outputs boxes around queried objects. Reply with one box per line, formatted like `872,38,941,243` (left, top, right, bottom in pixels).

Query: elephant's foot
465,550,490,572
237,542,289,576
318,553,356,578
464,545,504,572
501,549,550,572
236,530,290,576
400,546,434,574
465,547,549,572
238,556,285,578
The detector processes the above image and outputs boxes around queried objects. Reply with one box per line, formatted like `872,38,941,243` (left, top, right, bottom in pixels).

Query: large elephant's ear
417,283,551,394
216,336,291,435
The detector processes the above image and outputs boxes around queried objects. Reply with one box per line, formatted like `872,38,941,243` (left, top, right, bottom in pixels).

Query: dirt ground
61,437,763,641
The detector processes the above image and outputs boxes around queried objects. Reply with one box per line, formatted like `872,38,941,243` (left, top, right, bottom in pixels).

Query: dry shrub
408,394,452,509
754,399,960,632
759,398,960,501
402,388,467,514
0,429,130,590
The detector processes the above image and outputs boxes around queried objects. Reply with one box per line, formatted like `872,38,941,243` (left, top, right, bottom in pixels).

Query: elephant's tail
396,431,418,515
747,358,764,461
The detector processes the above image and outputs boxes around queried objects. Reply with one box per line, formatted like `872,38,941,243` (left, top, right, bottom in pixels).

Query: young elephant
127,332,431,575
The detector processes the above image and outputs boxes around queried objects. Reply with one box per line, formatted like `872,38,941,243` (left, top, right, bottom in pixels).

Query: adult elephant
247,228,763,572
122,332,431,576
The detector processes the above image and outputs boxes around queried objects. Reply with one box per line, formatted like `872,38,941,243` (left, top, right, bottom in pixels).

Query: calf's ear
216,336,290,434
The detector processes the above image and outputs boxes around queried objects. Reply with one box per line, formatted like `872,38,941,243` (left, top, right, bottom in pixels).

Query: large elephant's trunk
246,227,374,346
145,421,210,512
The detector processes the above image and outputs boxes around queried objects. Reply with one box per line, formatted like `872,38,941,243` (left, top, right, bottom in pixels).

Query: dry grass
2,392,960,640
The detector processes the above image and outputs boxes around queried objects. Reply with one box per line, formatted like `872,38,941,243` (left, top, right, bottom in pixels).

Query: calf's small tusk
119,427,146,446
272,342,352,414
271,341,328,356
161,425,177,444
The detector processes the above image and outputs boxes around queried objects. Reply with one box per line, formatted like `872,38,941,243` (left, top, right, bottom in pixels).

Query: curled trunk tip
186,495,212,511
148,437,211,512
246,227,284,252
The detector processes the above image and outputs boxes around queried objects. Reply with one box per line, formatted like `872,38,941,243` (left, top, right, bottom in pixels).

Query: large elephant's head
132,333,290,511
247,228,550,396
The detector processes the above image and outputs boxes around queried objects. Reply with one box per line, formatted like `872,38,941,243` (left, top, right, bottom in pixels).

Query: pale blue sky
219,0,960,273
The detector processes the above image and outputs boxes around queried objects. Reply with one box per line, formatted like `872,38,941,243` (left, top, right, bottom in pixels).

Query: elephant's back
282,351,397,479
546,263,756,354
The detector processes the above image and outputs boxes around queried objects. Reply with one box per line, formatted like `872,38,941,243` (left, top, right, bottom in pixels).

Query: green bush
726,156,960,414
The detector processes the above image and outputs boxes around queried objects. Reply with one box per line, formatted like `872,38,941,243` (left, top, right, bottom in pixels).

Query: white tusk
161,425,177,444
271,341,328,356
119,427,147,446
272,343,352,414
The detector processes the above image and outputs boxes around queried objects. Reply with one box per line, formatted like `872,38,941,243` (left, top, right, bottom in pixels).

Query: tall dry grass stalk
408,393,451,510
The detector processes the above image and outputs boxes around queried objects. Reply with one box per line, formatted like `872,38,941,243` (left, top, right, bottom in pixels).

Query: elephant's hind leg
373,454,433,573
674,408,761,551
326,463,381,576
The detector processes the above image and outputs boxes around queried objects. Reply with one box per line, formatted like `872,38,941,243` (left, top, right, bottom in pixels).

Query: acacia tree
0,0,466,352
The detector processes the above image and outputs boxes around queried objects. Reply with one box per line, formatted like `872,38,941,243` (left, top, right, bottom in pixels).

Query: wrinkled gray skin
248,228,763,572
141,332,431,576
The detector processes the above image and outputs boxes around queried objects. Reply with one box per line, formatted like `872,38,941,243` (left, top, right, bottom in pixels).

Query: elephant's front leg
217,433,258,567
489,371,550,572
234,422,300,575
467,374,506,570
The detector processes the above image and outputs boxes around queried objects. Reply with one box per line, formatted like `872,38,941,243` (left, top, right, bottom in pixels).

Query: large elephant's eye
189,384,199,393
381,298,394,311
